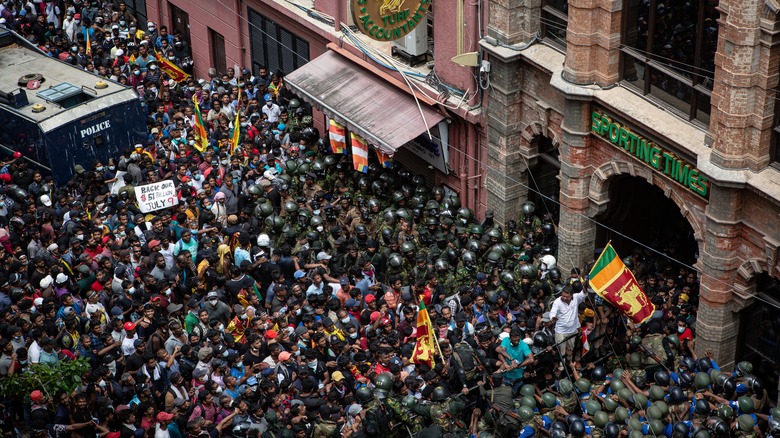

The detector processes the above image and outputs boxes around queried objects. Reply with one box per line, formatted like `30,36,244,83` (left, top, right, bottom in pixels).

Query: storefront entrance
595,175,698,266
738,273,780,403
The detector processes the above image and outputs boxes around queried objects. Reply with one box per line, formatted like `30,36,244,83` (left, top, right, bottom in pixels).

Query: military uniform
640,333,666,367
385,395,427,435
455,266,477,287
430,397,468,435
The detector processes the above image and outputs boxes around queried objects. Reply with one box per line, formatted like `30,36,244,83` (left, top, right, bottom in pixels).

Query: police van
0,28,146,183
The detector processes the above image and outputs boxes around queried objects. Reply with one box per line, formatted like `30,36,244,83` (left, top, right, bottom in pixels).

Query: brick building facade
483,0,780,396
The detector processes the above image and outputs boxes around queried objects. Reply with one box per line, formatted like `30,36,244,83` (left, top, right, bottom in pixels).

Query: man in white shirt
121,322,139,356
549,282,587,361
262,98,281,123
154,412,174,438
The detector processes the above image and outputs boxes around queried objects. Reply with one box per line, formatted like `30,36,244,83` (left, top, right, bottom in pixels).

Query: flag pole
426,303,444,364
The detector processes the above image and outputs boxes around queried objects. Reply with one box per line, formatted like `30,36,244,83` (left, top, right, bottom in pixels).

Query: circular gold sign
351,0,431,41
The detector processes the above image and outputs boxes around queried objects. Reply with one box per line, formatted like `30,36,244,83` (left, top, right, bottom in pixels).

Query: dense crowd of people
0,1,778,438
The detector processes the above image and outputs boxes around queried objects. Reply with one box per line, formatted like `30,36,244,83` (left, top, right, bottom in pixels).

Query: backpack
363,404,388,437
453,342,480,381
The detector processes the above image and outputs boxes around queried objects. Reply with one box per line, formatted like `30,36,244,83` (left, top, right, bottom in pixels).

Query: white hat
34,297,44,307
56,273,69,284
47,243,58,252
523,338,534,346
86,303,101,314
40,275,53,289
40,194,52,207
316,252,332,261
257,234,271,247
116,49,124,57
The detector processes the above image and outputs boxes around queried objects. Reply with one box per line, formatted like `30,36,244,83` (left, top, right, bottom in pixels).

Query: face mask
240,122,249,128
149,26,155,31
130,27,136,32
13,335,21,341
677,326,685,334
150,65,157,71
164,288,172,296
220,160,228,166
240,314,247,320
119,21,126,26
109,166,116,171
77,234,84,240
75,20,80,24
349,332,358,339
98,380,107,388
266,102,272,107
295,309,302,315
95,166,105,172
188,86,195,92
191,227,199,234
340,317,350,324
307,360,317,369
217,323,225,331
168,56,175,61
128,287,135,295
133,70,140,76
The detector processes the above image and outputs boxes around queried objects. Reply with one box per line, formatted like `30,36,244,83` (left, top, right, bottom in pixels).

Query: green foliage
0,358,91,399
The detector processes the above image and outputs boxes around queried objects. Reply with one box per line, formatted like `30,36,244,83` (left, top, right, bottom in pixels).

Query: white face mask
128,287,135,295
240,314,247,320
217,324,225,332
308,360,317,369
209,299,218,306
98,380,107,388
677,326,685,334
149,65,157,71
220,160,229,166
349,332,358,339
340,317,350,324
164,288,172,296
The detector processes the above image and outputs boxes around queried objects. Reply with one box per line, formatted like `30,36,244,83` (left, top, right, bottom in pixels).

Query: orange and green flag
328,119,346,154
411,299,436,367
153,50,189,83
589,243,655,324
191,95,209,153
231,86,242,154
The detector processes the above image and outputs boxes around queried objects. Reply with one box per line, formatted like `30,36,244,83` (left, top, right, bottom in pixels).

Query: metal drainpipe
460,123,469,208
469,123,479,214
235,0,245,66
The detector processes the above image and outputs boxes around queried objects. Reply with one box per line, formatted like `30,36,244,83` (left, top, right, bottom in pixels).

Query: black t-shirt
125,352,145,373
226,274,255,298
242,348,264,367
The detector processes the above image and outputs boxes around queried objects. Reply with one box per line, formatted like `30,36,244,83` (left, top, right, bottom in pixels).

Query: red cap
380,317,391,326
123,321,136,331
370,311,381,323
147,239,161,248
265,329,278,340
156,412,174,422
365,294,376,303
13,152,22,159
30,390,44,402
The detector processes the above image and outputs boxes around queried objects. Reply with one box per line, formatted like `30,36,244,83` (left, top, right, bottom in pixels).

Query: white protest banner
135,180,178,213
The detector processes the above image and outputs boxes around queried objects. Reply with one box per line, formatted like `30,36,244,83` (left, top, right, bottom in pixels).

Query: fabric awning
285,51,445,154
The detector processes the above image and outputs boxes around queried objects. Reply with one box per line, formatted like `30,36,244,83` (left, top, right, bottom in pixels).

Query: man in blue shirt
497,328,534,395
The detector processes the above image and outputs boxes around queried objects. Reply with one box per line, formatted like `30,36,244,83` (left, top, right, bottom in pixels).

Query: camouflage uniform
430,398,468,435
385,396,427,435
455,266,477,287
640,334,666,367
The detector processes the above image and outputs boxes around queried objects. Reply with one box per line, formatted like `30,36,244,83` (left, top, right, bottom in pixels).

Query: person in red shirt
676,318,694,343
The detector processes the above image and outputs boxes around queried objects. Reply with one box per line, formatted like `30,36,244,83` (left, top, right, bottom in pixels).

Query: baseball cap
173,398,186,407
293,270,306,279
30,390,44,402
265,330,278,340
541,312,551,322
123,321,136,331
207,291,219,299
476,272,487,281
156,412,174,422
40,194,52,207
316,252,332,261
56,273,69,284
365,294,376,303
148,239,161,248
278,351,291,361
331,371,345,382
340,277,349,286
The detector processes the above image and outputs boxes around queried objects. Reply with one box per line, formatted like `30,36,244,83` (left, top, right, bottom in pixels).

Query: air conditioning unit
393,24,428,57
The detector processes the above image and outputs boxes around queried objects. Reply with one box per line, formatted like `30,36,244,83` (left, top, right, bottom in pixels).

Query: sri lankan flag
153,50,189,83
328,119,346,154
589,243,654,324
192,95,210,153
411,299,436,367
230,86,242,154
350,132,369,173
85,30,91,57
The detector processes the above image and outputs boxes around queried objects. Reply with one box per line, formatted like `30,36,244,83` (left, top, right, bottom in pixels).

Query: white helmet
538,254,557,279
257,234,271,247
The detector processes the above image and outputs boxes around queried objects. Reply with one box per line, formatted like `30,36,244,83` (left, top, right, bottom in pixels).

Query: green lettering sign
590,109,710,200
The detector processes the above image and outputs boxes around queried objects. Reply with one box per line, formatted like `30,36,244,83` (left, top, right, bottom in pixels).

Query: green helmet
648,419,664,435
610,379,625,393
486,251,502,264
501,271,517,285
388,253,403,268
297,162,311,175
614,407,630,423
633,393,648,409
717,404,734,421
288,98,301,109
311,160,325,172
693,429,710,438
368,198,381,210
401,241,416,253
737,396,754,414
431,386,449,402
628,352,642,367
630,335,642,346
654,401,668,416
649,385,665,401
559,379,573,395
265,214,284,231
374,372,393,391
646,405,663,420
395,208,411,221
617,388,633,402
255,202,274,218
594,411,610,429
247,185,261,196
402,395,417,409
628,418,643,431
518,263,537,279
324,155,338,166
284,200,298,213
310,215,324,227
613,368,624,380
585,400,601,415
736,361,753,376
521,201,536,216
738,414,755,432
575,378,591,394
487,228,503,240
519,384,536,398
425,200,439,211
510,234,524,248
470,224,484,236
517,405,534,422
603,396,619,412
286,160,299,174
520,396,536,409
356,387,373,403
462,251,476,264
694,372,711,390
541,393,557,408
434,259,449,271
666,334,681,349
628,431,644,438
